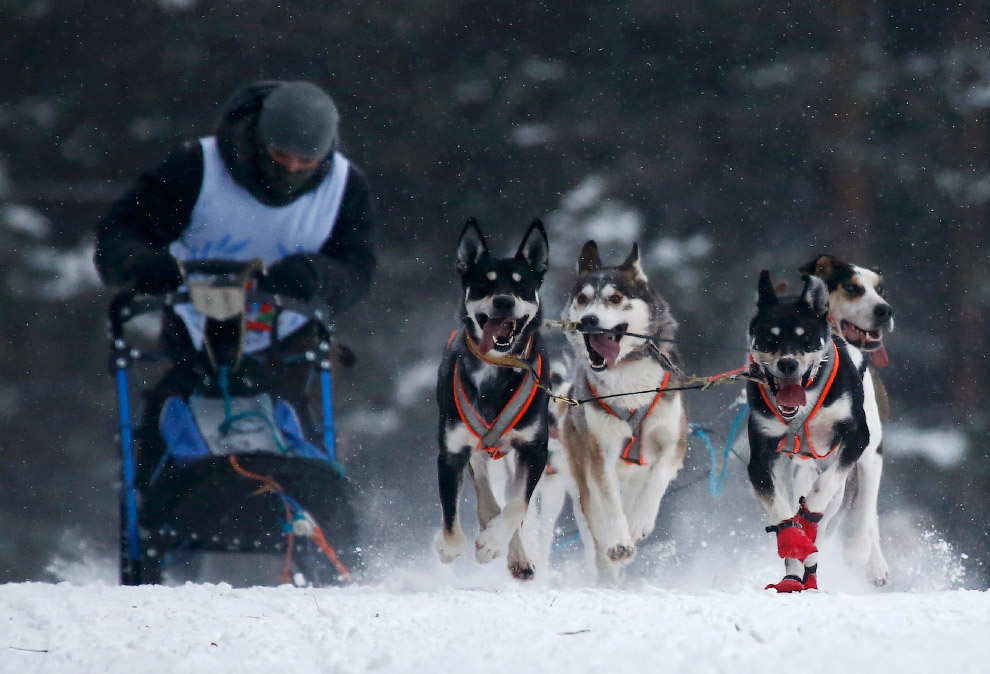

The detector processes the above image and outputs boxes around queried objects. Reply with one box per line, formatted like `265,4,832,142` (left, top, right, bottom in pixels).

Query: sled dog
434,217,551,580
746,271,888,592
800,253,893,585
555,241,687,583
800,254,893,370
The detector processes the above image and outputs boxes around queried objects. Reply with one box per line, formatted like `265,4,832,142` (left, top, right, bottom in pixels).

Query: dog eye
575,294,588,306
876,284,885,296
608,294,623,305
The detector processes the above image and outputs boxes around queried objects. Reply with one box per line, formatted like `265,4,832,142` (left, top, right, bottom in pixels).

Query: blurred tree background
0,0,986,584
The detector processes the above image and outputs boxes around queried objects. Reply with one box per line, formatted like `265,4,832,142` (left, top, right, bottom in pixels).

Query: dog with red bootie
764,497,823,591
745,271,886,592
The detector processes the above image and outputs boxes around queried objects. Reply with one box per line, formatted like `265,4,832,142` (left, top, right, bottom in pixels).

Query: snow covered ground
4,520,988,674
3,579,988,674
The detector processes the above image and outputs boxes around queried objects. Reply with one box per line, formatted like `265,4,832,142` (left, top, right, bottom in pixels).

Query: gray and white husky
537,240,688,583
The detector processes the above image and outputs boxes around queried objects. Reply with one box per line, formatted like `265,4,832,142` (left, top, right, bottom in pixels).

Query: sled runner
109,259,360,587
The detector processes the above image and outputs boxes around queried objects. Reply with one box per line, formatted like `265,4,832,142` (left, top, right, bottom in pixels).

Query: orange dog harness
757,339,841,460
451,331,544,459
586,370,671,466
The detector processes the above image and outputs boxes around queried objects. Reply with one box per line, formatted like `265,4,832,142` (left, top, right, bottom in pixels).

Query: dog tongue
588,334,621,368
480,319,515,355
870,344,889,368
776,379,807,408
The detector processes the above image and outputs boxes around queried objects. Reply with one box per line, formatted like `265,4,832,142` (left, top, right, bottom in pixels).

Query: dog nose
777,358,799,376
492,295,515,313
874,304,892,320
580,315,599,328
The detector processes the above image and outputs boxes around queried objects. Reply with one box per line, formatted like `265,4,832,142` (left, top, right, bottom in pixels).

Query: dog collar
463,331,535,366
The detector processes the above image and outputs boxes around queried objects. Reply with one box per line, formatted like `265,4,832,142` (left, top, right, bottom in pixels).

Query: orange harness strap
452,347,544,460
587,370,671,466
756,340,842,461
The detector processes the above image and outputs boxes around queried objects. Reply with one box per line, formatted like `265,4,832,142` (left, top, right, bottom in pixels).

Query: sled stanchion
115,361,141,585
320,359,337,464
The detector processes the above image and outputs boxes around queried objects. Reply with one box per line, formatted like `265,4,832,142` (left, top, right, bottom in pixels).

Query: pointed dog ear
456,217,488,273
757,270,778,309
516,218,549,272
578,240,601,275
800,274,830,318
619,242,648,284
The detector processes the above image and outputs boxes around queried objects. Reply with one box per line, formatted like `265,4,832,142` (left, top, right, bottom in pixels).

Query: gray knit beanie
257,81,339,159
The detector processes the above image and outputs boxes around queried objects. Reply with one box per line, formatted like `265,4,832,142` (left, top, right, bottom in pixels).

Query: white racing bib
170,137,349,353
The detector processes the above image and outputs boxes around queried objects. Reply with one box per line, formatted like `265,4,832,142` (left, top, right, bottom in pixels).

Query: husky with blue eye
747,271,888,592
434,218,550,580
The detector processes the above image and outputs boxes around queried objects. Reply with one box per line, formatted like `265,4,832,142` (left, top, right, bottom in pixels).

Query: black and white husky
550,241,688,583
746,271,887,592
434,218,551,580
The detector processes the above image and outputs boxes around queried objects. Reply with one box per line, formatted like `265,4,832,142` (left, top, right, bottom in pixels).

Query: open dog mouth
764,370,806,418
840,320,881,348
583,323,627,371
477,314,527,355
840,320,888,367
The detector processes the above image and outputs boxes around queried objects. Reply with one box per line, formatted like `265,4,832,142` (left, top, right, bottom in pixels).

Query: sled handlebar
107,288,336,342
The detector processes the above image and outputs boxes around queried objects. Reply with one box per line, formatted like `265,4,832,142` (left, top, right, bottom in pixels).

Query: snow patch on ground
28,504,985,674
3,579,988,674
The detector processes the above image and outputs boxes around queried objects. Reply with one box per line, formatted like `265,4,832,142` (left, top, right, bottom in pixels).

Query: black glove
259,254,319,300
127,250,183,294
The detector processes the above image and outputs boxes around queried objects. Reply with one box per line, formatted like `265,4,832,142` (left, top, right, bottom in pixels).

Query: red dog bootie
765,575,806,593
765,497,824,562
794,496,823,543
765,520,817,561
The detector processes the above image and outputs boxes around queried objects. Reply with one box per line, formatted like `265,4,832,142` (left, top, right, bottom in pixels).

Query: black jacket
95,81,377,316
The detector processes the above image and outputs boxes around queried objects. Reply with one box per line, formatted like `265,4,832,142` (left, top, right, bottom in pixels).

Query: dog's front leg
576,443,635,583
468,451,503,532
435,445,470,563
626,419,687,541
475,441,547,574
803,459,856,515
843,446,890,586
523,462,569,574
750,432,815,592
844,374,891,586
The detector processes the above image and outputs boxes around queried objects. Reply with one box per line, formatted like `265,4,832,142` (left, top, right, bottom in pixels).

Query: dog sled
108,259,360,586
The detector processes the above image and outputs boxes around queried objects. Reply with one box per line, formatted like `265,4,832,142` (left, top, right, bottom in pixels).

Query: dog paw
509,561,535,581
434,528,465,564
866,557,891,588
474,528,506,564
606,543,635,562
627,516,656,542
